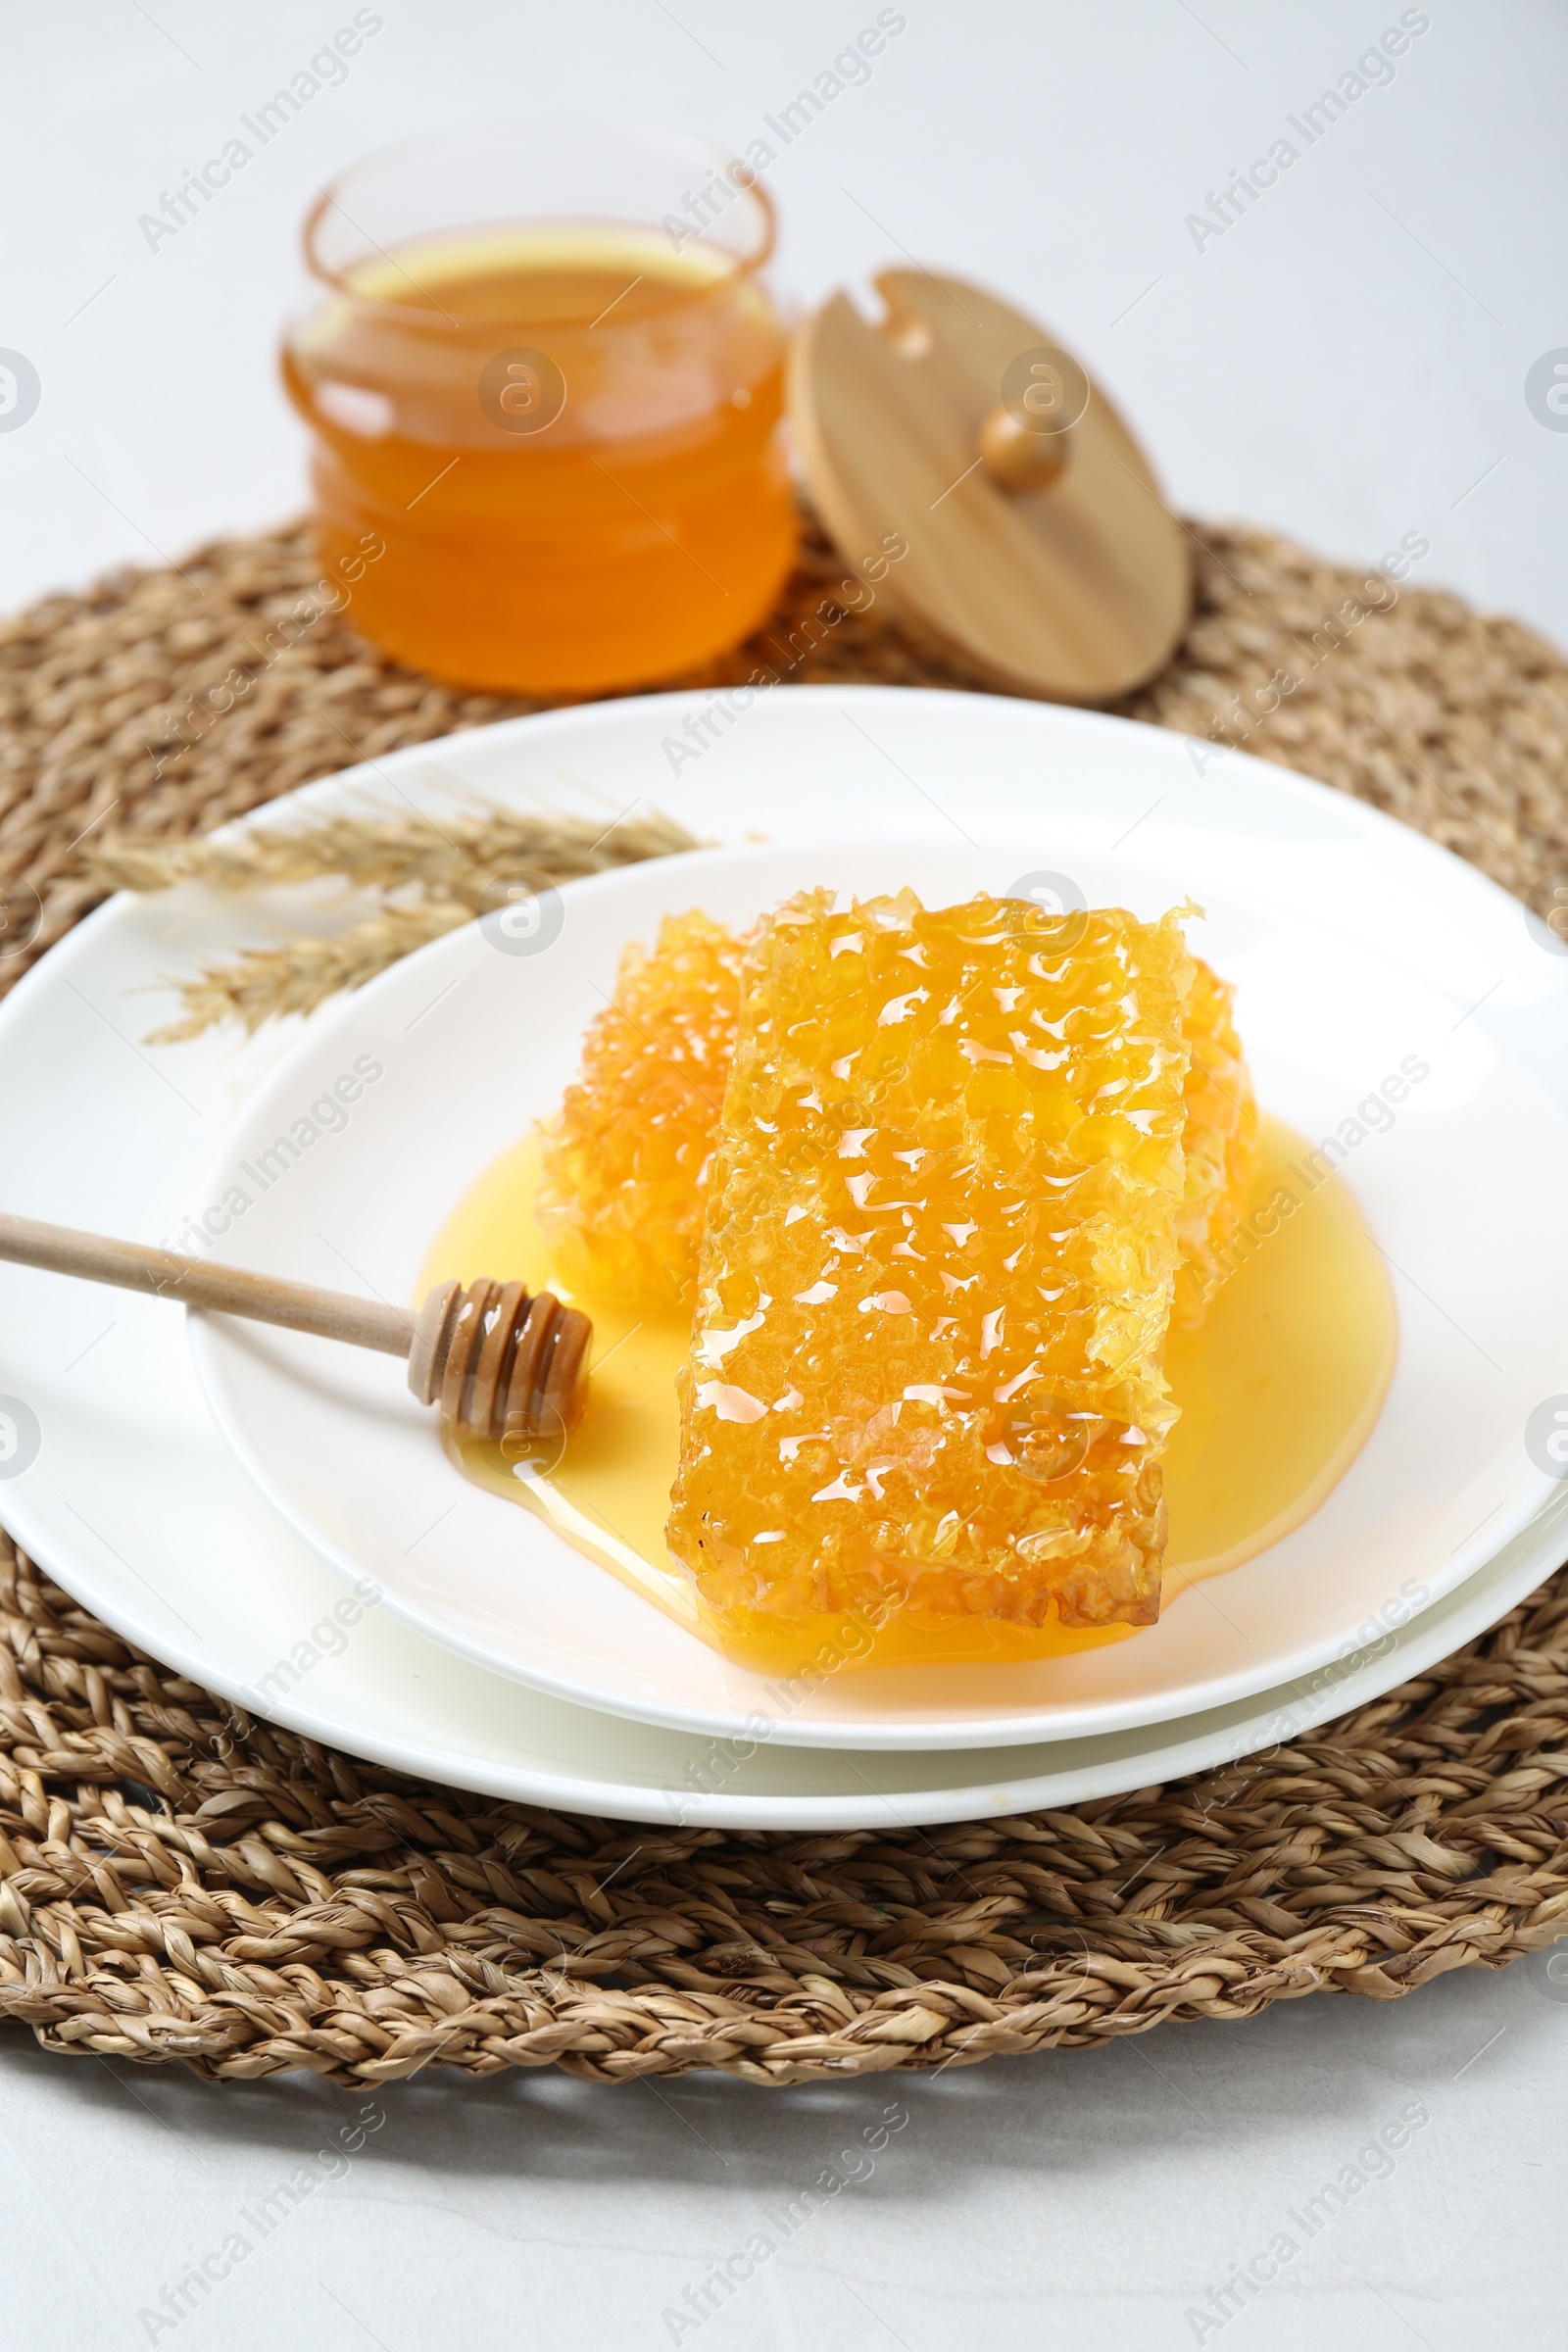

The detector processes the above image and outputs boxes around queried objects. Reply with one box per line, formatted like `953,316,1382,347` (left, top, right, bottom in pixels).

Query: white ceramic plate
0,687,1563,1821
190,759,1568,1749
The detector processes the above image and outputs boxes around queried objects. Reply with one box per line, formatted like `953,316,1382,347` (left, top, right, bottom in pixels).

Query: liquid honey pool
416,1115,1397,1676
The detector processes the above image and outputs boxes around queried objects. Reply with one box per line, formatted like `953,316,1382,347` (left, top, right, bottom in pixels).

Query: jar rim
302,118,777,328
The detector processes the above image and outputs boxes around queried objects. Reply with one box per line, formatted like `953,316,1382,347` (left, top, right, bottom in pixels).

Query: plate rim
129,677,1550,940
0,1392,1561,1825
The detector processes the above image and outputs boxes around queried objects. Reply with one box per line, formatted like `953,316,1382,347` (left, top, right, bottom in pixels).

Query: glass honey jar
282,121,797,696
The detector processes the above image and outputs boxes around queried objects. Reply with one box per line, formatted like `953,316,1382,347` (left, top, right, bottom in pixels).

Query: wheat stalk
107,802,700,1042
95,804,698,899
143,905,475,1042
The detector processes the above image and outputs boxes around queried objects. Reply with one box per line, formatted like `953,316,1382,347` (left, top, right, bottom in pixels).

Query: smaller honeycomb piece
665,888,1196,1634
1173,956,1260,1323
535,910,747,1310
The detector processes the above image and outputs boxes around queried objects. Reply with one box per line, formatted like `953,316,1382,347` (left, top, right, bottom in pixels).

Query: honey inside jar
283,126,797,695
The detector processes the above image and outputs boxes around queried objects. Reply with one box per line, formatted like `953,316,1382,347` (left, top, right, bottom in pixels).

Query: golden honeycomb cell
534,909,746,1310
663,889,1196,1633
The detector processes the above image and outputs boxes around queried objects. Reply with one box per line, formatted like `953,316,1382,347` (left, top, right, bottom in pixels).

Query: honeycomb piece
535,910,746,1309
538,909,1252,1319
664,889,1195,1632
1173,956,1261,1324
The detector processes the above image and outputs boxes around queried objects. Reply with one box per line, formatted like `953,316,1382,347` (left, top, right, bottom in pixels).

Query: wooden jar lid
788,269,1190,705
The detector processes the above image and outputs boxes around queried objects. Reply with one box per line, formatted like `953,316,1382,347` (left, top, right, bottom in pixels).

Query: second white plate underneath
0,688,1563,1818
188,742,1568,1748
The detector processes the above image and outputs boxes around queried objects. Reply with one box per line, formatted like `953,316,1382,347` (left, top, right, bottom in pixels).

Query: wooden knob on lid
787,268,1190,705
978,340,1088,492
977,402,1070,492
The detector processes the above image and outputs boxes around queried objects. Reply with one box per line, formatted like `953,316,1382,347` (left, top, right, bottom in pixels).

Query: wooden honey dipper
0,1212,591,1446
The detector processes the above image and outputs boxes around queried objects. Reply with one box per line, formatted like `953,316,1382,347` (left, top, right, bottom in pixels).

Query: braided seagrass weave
0,512,1566,2083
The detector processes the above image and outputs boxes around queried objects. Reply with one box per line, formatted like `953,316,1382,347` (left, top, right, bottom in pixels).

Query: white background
3,0,1566,640
3,4,1567,2347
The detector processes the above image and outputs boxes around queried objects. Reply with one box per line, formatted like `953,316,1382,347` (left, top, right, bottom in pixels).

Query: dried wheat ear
90,803,698,1041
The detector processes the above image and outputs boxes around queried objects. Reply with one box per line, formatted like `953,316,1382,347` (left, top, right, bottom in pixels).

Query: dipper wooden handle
0,1212,590,1444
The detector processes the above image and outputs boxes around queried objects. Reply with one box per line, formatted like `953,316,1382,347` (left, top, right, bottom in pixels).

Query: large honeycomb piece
535,910,746,1310
1173,956,1260,1323
663,890,1195,1632
538,910,1253,1324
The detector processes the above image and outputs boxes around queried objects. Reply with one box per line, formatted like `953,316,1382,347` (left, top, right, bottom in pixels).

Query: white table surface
3,5,1566,2346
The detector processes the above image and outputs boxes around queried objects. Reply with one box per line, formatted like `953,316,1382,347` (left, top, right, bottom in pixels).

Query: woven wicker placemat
1,513,1566,2086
